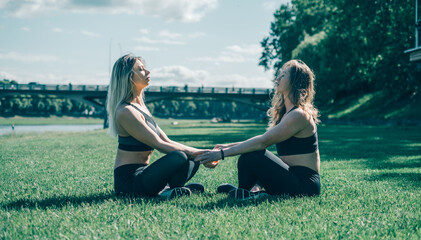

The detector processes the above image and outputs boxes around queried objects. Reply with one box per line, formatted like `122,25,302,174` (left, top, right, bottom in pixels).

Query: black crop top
118,102,160,152
275,106,318,156
276,133,318,156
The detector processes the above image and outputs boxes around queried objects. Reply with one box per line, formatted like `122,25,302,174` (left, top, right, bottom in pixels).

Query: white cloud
193,53,254,63
189,32,206,38
0,71,17,80
0,0,9,8
135,36,185,45
151,65,209,85
134,46,161,52
263,0,290,11
20,27,30,31
190,52,254,64
190,44,263,64
1,64,273,87
0,52,59,62
149,65,273,88
135,30,204,46
159,30,182,39
0,69,109,85
81,30,100,37
226,44,261,55
214,74,273,88
1,0,218,22
3,0,60,18
52,27,63,32
139,28,149,35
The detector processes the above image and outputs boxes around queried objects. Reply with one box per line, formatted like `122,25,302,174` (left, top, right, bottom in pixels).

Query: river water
0,124,103,136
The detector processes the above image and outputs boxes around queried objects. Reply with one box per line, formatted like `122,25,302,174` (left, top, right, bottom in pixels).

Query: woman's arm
195,111,309,163
156,126,201,158
117,107,185,154
213,142,241,149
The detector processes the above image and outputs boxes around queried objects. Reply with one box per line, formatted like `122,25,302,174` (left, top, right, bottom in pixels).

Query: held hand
195,149,222,164
188,149,209,158
203,160,219,169
194,150,220,168
213,144,226,150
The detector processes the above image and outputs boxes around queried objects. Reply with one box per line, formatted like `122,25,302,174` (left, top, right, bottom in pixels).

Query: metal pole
415,0,420,48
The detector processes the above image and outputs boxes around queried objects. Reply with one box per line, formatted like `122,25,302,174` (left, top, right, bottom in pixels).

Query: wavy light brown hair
267,60,320,128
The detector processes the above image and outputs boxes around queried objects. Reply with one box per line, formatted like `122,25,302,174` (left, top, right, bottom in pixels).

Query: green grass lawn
1,120,420,239
0,116,102,125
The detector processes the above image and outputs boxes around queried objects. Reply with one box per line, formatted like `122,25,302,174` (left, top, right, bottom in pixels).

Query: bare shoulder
116,104,143,122
287,108,311,123
116,104,131,118
290,108,318,135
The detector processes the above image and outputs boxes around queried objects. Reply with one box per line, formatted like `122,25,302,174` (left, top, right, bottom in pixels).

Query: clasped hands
193,144,227,169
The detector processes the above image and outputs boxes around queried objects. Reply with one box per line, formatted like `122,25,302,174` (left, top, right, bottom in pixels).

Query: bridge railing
0,83,272,95
0,83,109,91
145,86,272,94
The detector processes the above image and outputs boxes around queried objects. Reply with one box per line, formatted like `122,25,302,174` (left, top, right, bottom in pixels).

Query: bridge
0,83,273,127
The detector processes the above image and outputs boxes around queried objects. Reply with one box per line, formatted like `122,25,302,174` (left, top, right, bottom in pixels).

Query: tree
260,0,418,106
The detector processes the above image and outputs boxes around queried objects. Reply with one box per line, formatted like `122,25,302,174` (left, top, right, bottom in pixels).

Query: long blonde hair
267,60,320,128
106,54,146,137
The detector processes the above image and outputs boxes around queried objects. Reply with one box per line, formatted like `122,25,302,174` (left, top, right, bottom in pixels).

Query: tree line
259,0,420,106
0,94,99,117
0,85,266,120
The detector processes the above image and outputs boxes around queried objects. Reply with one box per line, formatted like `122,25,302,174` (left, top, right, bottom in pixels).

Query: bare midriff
114,149,153,169
280,151,320,173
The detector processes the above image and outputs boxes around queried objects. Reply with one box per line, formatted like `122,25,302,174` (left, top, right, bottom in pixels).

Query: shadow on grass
2,192,114,210
366,172,421,188
1,192,172,210
365,157,421,170
2,191,317,210
200,195,289,209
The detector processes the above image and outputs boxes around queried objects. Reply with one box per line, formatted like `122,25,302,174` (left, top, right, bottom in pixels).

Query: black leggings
237,150,321,197
114,151,200,197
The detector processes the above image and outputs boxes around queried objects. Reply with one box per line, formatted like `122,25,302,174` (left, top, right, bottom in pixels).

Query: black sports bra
276,133,318,156
275,106,318,156
118,102,160,152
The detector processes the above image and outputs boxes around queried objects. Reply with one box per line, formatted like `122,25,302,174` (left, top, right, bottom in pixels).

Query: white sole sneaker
160,187,191,200
228,188,269,200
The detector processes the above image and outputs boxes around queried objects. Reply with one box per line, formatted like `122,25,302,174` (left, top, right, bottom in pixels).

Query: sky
0,0,290,89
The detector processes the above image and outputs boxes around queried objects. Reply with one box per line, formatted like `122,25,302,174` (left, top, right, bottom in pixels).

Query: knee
238,150,265,168
168,150,188,166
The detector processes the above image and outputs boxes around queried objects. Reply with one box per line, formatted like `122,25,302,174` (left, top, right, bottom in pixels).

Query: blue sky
0,0,290,88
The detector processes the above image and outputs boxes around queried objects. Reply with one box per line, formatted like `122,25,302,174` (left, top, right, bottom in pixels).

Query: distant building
405,0,421,67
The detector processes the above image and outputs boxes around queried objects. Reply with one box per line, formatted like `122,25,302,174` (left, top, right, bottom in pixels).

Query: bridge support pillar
103,111,108,129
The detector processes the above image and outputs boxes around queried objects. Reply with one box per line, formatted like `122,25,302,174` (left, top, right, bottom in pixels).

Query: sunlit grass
325,90,421,122
1,120,420,239
0,116,102,125
327,93,374,119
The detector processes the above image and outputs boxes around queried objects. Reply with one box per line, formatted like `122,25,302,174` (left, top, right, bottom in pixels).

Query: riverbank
0,116,102,125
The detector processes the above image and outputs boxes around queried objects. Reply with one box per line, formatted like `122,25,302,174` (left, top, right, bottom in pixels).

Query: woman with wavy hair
107,54,204,199
196,60,321,199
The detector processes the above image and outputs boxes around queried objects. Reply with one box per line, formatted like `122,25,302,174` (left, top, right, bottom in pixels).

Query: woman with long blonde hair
196,60,321,199
108,54,204,199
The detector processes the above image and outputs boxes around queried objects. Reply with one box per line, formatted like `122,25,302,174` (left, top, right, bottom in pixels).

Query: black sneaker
228,188,269,200
160,187,191,200
185,182,205,194
217,183,237,194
